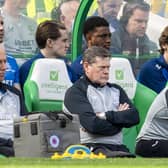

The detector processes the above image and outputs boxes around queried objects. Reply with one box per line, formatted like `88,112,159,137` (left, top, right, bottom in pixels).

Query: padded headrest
30,58,72,100
108,58,137,99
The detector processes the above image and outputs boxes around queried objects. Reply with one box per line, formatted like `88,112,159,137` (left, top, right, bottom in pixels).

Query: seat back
108,57,157,153
24,58,72,112
133,82,157,133
108,57,137,100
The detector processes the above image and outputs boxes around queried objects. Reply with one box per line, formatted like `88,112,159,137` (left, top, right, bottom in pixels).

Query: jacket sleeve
64,85,122,136
106,86,140,128
110,28,123,54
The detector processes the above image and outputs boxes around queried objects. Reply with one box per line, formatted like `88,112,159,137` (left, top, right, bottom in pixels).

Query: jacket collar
83,75,110,88
156,55,168,69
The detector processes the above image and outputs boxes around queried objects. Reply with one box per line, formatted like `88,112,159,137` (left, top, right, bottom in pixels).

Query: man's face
87,26,111,50
126,9,149,37
0,16,4,43
0,48,6,82
51,29,69,57
99,0,123,19
60,1,80,32
84,57,110,86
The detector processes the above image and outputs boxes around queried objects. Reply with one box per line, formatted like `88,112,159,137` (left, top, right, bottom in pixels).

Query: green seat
123,126,137,154
0,154,6,158
133,82,157,133
109,57,157,153
70,0,157,153
24,58,72,112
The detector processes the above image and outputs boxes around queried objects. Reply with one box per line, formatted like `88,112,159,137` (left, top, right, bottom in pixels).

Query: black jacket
64,76,139,136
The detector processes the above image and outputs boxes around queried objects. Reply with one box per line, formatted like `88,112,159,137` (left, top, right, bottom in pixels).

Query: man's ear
60,14,65,23
86,33,92,47
83,61,89,73
162,44,168,51
46,38,53,48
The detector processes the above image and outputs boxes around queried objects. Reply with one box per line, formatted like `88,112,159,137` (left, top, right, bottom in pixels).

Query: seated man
51,0,80,54
4,55,20,90
0,44,26,157
19,20,77,90
136,87,168,157
138,26,168,94
1,0,38,56
111,1,158,75
71,16,111,79
94,0,123,33
64,46,139,157
0,12,20,90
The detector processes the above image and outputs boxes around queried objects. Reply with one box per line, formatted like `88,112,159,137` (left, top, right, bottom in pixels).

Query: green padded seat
133,82,157,133
24,58,72,112
109,57,157,153
71,0,157,153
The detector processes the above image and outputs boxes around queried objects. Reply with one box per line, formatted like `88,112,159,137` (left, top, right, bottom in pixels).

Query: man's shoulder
107,82,124,91
19,54,42,71
68,77,88,91
0,82,20,95
7,55,18,68
112,25,124,36
71,55,83,65
20,14,37,26
141,57,159,71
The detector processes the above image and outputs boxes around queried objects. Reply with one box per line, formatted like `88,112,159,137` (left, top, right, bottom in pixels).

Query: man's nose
106,36,111,43
141,21,147,28
66,41,70,48
104,67,109,74
0,23,4,31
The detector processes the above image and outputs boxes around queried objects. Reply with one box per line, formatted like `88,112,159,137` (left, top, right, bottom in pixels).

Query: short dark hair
159,26,168,55
83,16,109,39
36,20,66,49
120,2,150,26
83,46,111,64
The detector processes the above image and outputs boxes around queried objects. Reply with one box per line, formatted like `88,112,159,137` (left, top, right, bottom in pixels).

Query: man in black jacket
64,46,139,157
0,43,26,157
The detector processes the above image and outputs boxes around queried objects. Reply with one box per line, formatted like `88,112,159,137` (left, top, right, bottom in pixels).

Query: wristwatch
97,112,106,120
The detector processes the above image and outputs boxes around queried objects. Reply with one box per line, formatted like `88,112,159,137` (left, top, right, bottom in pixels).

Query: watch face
96,112,106,119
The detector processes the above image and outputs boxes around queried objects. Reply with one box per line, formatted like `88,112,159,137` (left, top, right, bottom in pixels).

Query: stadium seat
24,58,72,112
109,57,157,153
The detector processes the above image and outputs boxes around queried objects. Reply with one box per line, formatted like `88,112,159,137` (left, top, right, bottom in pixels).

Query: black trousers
83,143,135,158
0,138,14,157
136,139,168,157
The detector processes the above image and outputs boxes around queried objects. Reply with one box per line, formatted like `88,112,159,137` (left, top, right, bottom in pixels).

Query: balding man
51,0,80,33
0,43,26,157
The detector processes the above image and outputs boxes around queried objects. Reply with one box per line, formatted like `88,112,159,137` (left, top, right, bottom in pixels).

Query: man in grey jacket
136,87,168,157
64,46,139,157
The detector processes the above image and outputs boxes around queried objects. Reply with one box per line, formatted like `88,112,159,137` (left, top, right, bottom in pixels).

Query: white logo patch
49,135,60,148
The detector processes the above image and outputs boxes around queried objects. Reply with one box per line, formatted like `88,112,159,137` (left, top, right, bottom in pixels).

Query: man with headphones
111,1,158,75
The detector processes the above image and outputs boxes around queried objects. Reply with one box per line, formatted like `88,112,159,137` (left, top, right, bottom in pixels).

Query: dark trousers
136,139,168,157
83,143,135,158
0,138,14,157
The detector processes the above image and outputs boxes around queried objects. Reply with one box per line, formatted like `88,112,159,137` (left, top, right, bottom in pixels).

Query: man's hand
118,103,130,111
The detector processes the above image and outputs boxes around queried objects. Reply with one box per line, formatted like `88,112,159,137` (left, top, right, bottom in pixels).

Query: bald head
0,43,6,82
60,0,80,32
